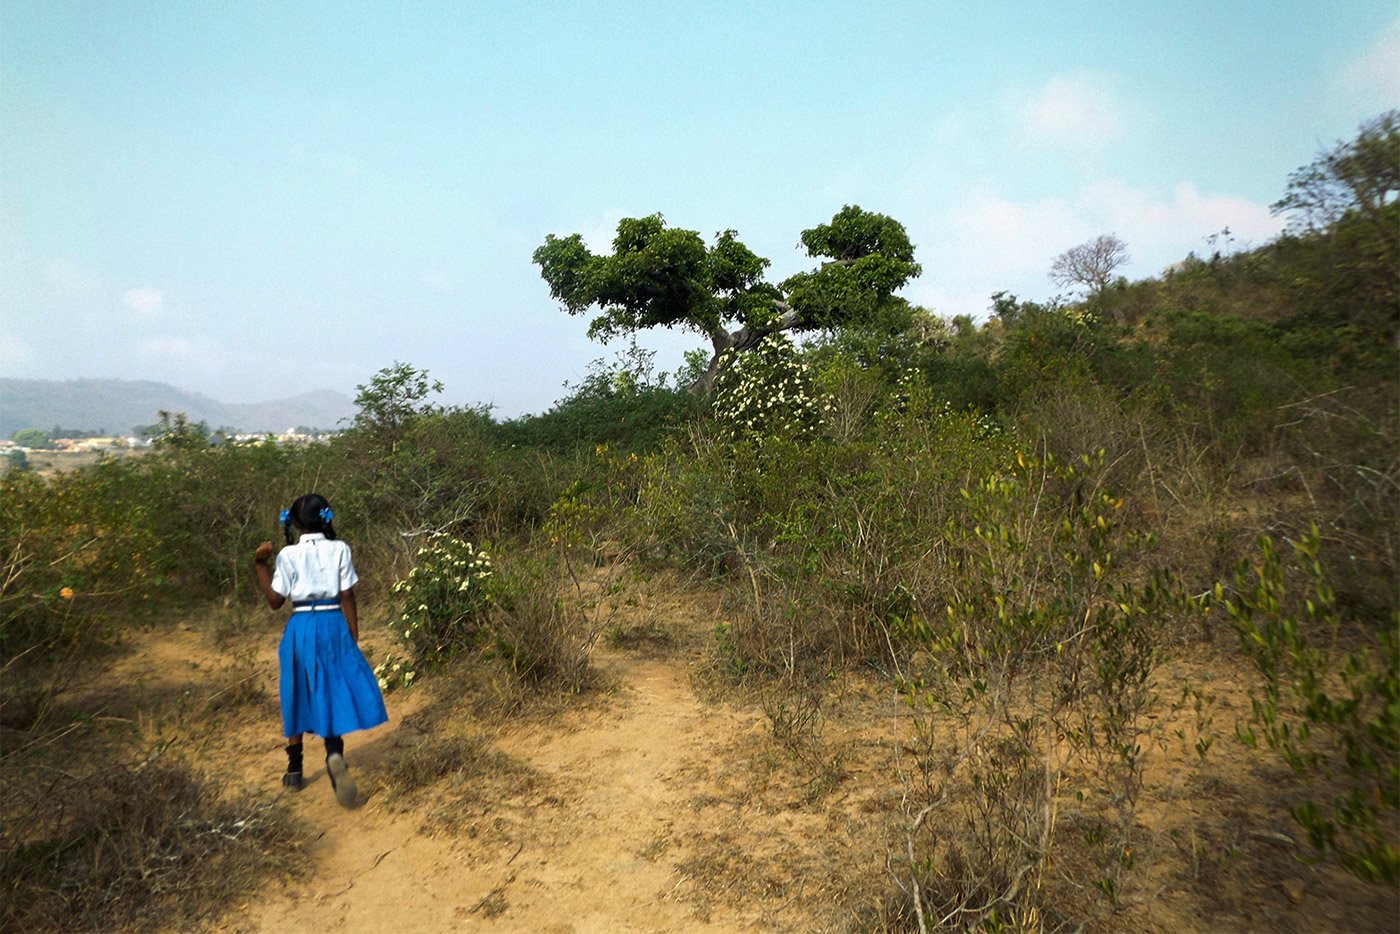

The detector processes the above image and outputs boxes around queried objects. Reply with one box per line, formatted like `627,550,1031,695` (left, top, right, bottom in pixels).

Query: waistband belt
291,599,340,613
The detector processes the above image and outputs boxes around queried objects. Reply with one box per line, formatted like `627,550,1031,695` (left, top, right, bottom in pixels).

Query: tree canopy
534,206,920,386
1049,234,1130,296
1273,110,1399,234
353,362,444,438
1270,110,1399,336
10,428,53,450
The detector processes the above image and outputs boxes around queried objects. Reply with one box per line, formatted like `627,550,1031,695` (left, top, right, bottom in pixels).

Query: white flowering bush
379,532,496,687
879,367,925,416
711,333,828,443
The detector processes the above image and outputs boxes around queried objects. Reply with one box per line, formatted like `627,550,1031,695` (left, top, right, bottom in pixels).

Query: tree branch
693,300,803,392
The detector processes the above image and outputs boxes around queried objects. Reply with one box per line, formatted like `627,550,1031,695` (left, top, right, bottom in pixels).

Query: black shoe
282,770,304,791
326,753,357,808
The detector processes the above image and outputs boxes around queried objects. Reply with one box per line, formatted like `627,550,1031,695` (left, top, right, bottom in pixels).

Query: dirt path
480,652,770,931
97,610,836,933
232,644,798,932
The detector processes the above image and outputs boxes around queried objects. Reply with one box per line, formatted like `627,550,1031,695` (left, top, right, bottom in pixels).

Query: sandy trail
126,618,803,933
482,653,766,931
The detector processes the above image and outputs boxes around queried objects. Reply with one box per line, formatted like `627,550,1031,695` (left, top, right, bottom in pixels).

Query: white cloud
946,193,1088,279
1342,19,1400,109
910,179,1283,316
1015,73,1125,150
1081,180,1283,254
123,286,164,317
0,334,35,369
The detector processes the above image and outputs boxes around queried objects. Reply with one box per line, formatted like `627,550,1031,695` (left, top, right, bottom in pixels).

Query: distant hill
0,379,357,436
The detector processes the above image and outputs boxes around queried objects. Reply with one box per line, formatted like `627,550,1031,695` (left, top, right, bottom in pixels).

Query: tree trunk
691,303,802,393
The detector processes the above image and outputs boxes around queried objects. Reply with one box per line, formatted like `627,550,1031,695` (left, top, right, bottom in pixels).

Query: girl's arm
252,541,286,609
340,587,358,642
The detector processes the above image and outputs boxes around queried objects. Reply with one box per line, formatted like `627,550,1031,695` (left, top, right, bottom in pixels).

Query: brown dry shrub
488,555,600,694
0,759,302,934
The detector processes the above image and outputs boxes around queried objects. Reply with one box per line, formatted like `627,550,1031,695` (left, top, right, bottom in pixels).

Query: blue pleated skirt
278,608,388,738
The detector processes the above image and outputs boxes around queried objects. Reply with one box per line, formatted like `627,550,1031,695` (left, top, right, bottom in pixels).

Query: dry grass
0,614,305,934
674,829,802,919
380,733,532,798
378,731,544,838
604,616,676,652
199,647,270,717
5,549,1393,933
0,756,303,934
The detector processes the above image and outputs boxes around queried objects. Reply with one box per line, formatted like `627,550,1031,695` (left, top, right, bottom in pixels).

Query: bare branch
1049,234,1129,295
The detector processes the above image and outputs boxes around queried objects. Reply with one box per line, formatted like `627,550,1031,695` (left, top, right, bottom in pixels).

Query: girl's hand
254,541,274,564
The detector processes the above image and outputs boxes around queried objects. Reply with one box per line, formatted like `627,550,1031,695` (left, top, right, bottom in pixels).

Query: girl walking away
253,493,387,808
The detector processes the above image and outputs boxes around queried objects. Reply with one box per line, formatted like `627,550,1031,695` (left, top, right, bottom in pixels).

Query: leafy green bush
1226,527,1399,884
889,450,1186,925
1,458,170,657
486,550,597,692
627,429,743,573
495,346,698,453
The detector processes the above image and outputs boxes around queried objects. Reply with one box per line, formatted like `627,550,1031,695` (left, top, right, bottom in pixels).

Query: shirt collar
299,533,326,542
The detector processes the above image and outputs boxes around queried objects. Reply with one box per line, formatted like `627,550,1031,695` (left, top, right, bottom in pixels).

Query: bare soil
18,447,147,478
58,577,1399,933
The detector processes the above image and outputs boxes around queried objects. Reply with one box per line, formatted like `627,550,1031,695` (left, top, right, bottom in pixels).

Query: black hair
282,492,338,545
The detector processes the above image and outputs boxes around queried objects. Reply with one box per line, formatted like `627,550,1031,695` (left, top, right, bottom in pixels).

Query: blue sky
3,1,1396,416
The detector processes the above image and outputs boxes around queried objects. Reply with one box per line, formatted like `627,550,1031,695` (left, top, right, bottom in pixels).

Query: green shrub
495,346,698,453
486,551,596,692
890,450,1184,925
0,459,170,658
1226,527,1399,884
627,429,743,573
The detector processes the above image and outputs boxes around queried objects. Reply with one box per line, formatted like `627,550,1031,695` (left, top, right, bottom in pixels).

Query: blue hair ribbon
319,507,334,523
279,509,290,524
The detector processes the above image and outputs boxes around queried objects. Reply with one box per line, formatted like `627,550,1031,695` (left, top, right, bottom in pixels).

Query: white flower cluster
382,532,495,685
712,333,828,442
373,653,415,691
879,367,925,416
972,411,1003,439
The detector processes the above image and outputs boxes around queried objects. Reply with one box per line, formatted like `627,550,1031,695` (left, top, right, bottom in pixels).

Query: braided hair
282,493,338,545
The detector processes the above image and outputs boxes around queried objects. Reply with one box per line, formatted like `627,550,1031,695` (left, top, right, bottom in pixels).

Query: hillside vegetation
1,115,1396,931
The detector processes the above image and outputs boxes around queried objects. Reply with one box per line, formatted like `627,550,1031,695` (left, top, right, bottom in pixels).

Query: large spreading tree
533,205,921,388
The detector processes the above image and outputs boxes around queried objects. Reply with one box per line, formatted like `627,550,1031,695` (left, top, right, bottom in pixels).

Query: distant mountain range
0,379,357,436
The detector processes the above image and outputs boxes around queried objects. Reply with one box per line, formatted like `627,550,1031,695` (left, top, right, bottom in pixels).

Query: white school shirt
270,533,359,601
